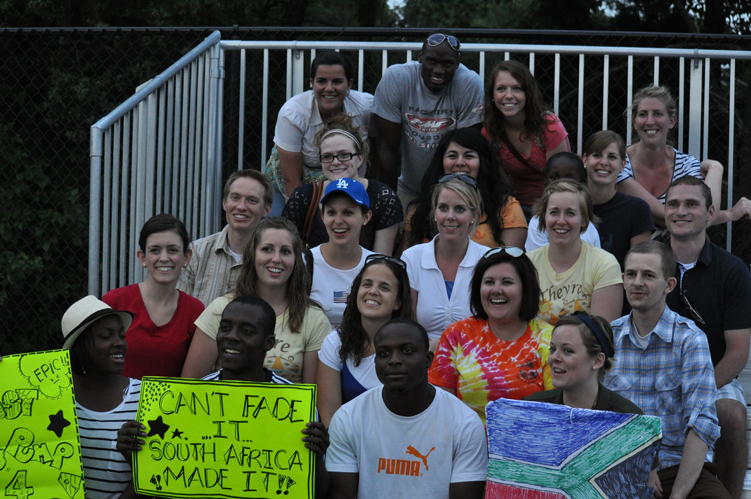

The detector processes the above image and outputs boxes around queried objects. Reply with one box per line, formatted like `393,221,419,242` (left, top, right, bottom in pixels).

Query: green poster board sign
134,377,316,499
0,350,85,499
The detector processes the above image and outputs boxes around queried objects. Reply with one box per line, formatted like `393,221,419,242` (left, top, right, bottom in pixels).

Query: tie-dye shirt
429,317,553,424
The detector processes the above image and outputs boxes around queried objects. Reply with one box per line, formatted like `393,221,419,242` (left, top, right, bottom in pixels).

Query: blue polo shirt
666,236,751,366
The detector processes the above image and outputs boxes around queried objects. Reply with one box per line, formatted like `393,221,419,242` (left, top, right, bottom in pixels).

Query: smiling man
178,169,273,306
372,33,483,213
662,175,751,499
604,240,729,499
326,318,487,499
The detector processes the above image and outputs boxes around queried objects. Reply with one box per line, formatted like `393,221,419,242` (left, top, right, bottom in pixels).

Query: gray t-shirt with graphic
373,61,484,195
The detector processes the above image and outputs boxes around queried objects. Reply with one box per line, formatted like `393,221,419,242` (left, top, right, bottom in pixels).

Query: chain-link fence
4,27,751,355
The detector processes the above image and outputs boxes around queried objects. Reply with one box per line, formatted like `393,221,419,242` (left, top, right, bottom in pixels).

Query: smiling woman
61,296,141,499
282,115,402,253
527,180,623,325
316,255,414,427
180,217,331,384
428,247,553,425
102,214,205,379
309,178,375,327
481,61,571,215
401,178,487,346
265,51,374,215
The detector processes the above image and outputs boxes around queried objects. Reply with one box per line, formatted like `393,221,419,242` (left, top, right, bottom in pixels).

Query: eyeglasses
680,289,705,325
320,152,358,164
483,246,525,259
365,254,407,271
427,33,460,51
438,173,478,190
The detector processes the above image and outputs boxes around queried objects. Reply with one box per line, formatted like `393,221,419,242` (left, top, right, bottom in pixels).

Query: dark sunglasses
483,246,525,259
427,33,460,51
680,289,705,325
438,173,478,190
365,254,407,271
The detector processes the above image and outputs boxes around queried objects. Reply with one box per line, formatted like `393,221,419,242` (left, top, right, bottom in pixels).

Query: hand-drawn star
47,410,71,437
171,428,184,439
147,416,170,439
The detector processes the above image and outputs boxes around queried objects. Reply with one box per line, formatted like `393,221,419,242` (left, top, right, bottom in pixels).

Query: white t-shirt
274,89,373,175
525,215,601,252
76,378,141,499
373,62,484,195
318,330,380,394
326,385,488,499
401,236,486,339
310,245,374,328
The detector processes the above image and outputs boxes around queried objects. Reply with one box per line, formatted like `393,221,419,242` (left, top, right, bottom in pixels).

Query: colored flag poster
485,398,661,499
0,350,85,499
133,377,316,499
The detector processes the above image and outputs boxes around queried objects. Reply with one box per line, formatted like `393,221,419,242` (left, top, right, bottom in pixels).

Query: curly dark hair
407,128,513,247
338,259,414,367
482,60,553,150
233,217,321,334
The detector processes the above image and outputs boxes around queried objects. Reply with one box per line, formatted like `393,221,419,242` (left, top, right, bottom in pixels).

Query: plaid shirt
603,306,719,469
177,225,243,307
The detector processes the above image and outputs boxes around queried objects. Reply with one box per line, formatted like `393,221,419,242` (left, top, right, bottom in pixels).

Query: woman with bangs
584,130,654,270
403,128,527,252
180,217,331,383
481,60,571,218
527,179,622,325
316,254,414,427
429,247,553,425
401,177,487,349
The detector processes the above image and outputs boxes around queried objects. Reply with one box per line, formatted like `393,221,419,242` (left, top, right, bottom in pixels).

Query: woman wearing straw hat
61,295,139,499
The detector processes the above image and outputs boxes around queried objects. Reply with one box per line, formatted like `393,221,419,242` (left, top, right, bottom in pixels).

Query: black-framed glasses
438,173,478,190
320,152,358,164
427,33,460,51
483,246,525,259
680,289,705,324
365,254,407,271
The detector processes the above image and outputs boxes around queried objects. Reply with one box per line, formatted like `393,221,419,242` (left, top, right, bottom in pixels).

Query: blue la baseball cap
320,178,370,208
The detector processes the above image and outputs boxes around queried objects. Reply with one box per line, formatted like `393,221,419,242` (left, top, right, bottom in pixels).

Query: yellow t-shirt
527,242,622,325
195,294,331,382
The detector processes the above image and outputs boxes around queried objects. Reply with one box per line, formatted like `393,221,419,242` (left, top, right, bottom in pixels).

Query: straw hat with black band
61,295,133,350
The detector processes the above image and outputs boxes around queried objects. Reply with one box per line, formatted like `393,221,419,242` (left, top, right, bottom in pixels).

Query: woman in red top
103,214,204,379
482,60,570,218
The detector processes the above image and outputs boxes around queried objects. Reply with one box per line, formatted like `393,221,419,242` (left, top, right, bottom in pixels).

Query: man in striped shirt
604,241,729,499
178,169,273,306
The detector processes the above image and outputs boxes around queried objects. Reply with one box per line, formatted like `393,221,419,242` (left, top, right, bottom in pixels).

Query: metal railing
90,30,751,295
89,31,222,296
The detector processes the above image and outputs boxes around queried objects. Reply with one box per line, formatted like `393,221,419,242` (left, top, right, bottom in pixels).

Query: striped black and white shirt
76,378,140,499
617,148,702,204
202,368,292,384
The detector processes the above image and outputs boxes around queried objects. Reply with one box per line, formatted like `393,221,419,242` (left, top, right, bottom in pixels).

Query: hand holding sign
133,377,317,499
116,421,147,465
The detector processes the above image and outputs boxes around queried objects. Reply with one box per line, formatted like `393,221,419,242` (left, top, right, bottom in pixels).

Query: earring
183,263,187,267
142,263,147,268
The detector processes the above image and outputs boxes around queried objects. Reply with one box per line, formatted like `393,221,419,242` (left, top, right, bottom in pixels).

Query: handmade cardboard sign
134,377,316,499
0,350,85,499
485,398,661,499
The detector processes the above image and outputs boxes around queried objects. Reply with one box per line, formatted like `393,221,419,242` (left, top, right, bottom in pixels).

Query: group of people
37,32,751,499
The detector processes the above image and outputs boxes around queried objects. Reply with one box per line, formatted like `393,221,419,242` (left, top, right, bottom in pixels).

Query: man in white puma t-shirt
326,318,487,499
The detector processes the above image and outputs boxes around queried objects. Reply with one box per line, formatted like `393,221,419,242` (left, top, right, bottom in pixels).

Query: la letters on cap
134,377,316,499
0,350,85,499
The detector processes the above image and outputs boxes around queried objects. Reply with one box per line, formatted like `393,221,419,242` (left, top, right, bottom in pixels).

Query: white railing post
688,58,703,160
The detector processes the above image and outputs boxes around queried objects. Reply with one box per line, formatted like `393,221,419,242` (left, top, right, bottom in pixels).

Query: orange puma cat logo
406,446,435,470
